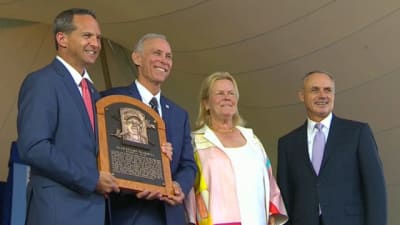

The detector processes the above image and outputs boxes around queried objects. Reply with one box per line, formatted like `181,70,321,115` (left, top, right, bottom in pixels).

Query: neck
137,77,161,95
58,53,85,75
210,119,235,133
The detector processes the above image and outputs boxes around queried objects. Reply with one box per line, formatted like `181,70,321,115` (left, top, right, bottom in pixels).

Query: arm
17,74,97,194
184,187,197,224
254,136,288,225
358,124,387,225
267,160,288,225
276,138,291,225
171,111,197,196
184,147,206,224
146,111,197,205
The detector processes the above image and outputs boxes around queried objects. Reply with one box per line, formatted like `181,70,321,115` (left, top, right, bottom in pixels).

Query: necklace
213,127,235,133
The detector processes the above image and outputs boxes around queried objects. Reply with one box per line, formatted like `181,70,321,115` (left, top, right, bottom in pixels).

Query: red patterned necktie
80,78,94,131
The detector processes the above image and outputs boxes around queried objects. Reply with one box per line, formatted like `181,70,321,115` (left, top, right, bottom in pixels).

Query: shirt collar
56,56,93,86
307,113,333,131
135,80,161,106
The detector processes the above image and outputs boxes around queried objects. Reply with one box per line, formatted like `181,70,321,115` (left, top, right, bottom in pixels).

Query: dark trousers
319,215,324,225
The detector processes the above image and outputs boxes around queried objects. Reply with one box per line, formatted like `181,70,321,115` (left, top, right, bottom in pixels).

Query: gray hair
301,70,335,90
303,70,335,81
133,33,168,53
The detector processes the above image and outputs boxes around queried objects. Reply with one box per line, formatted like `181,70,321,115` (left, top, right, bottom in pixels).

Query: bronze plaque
96,95,173,196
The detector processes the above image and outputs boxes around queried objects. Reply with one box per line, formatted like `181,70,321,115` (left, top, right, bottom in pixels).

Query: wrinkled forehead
304,73,335,88
143,38,171,53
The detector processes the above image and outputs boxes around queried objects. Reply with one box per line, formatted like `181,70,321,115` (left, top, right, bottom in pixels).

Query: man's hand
136,190,162,200
161,142,173,160
160,181,184,206
95,171,120,197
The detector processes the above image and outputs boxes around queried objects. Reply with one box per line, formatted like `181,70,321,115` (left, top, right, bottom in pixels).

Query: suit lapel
128,82,142,100
159,97,170,118
52,59,95,139
298,122,317,175
159,96,173,142
320,115,341,173
129,82,170,121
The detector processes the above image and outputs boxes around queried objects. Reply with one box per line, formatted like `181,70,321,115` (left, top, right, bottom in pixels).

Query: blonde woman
185,72,287,225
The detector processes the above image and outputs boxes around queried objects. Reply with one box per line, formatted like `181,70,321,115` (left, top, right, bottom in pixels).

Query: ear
132,52,141,66
56,32,67,49
298,89,305,102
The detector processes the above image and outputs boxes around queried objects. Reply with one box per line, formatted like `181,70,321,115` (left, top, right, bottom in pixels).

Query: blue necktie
149,97,159,114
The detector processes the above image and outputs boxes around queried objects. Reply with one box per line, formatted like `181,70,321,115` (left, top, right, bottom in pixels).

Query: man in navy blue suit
277,70,387,225
17,8,119,225
101,33,197,225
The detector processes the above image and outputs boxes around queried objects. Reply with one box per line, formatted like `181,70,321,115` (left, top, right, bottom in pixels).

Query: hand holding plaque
96,95,173,196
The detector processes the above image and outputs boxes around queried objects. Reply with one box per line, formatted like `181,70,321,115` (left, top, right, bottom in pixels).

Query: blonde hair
195,71,245,130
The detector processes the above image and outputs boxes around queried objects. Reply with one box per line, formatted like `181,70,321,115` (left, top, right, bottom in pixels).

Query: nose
222,92,234,99
90,36,101,49
160,55,172,65
317,90,328,98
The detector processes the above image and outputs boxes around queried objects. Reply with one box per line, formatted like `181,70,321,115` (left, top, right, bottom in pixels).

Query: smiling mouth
315,102,328,106
155,67,168,72
85,50,97,55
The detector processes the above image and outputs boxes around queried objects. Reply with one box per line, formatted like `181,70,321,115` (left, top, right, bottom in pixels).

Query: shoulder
192,127,207,136
279,123,306,142
238,126,266,148
237,126,257,141
21,61,61,87
332,116,370,130
237,126,253,134
161,95,188,115
191,127,213,150
100,86,131,97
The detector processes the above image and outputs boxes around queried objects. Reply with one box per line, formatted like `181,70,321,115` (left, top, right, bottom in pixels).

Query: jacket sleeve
358,124,387,225
17,73,99,194
172,111,197,195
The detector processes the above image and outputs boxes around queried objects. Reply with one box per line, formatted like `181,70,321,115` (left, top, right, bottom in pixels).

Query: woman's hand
268,215,276,225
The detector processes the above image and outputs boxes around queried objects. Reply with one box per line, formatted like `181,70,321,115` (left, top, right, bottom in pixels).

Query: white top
223,141,267,225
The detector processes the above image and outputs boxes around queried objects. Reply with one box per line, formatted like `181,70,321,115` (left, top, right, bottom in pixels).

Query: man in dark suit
17,8,119,225
277,70,387,225
101,33,197,225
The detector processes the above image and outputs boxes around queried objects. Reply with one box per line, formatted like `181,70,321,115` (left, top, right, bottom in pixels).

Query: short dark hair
53,8,97,50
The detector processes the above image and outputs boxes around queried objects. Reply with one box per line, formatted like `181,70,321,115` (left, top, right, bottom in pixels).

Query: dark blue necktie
149,97,159,114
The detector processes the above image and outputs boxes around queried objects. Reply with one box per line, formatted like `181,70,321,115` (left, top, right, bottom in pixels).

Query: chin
85,59,97,65
317,112,329,118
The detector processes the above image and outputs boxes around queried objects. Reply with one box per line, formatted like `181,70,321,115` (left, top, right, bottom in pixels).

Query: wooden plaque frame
96,95,173,196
